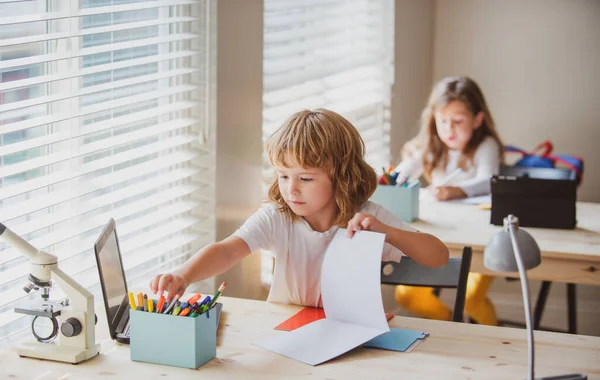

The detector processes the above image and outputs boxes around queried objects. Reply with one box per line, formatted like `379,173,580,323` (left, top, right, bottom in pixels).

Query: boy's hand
150,270,189,301
433,186,466,201
347,213,385,238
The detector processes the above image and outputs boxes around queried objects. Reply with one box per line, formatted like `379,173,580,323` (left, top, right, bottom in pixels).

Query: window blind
263,0,394,170
261,0,394,284
0,0,216,343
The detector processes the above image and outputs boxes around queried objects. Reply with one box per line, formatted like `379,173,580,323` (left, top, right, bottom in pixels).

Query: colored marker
179,307,191,317
384,173,394,186
147,298,154,313
128,292,137,310
194,298,208,315
189,311,198,318
156,295,165,314
199,296,211,307
163,294,181,314
137,293,144,310
187,293,202,305
143,294,148,312
173,301,181,316
207,282,226,309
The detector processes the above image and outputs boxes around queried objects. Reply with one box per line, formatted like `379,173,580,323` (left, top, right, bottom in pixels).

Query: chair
381,246,472,322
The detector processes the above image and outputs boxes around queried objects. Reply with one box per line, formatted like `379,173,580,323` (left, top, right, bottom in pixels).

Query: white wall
433,0,600,202
390,0,435,164
215,0,264,300
429,0,600,337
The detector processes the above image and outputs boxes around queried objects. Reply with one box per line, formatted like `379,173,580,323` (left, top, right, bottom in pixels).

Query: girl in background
394,76,504,325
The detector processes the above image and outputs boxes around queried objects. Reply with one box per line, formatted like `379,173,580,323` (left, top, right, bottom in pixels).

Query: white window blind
263,0,394,170
261,0,395,284
0,0,216,342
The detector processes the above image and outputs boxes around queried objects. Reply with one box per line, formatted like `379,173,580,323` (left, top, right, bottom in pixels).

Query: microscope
0,223,100,363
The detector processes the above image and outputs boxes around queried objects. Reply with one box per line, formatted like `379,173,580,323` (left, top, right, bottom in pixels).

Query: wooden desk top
2,297,599,379
414,200,600,261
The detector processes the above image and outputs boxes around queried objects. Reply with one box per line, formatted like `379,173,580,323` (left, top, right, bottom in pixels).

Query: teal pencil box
370,182,420,222
129,303,221,369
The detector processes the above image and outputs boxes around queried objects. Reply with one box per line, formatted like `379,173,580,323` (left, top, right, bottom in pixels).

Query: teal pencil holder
130,306,218,369
370,182,420,222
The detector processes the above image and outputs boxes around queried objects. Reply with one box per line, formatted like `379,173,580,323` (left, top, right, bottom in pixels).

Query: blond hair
403,76,504,181
265,109,377,227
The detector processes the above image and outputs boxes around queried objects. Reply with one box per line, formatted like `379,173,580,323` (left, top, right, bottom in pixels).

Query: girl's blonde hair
265,109,377,227
403,76,504,180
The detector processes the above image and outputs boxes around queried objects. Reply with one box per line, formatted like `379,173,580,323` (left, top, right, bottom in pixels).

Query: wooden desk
1,297,599,379
413,201,600,286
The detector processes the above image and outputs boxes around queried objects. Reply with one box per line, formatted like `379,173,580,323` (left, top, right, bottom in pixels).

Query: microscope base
17,341,100,364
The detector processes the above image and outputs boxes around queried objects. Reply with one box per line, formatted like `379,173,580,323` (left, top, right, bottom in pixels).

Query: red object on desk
275,307,394,331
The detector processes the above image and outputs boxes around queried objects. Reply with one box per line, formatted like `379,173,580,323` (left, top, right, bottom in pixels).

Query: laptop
94,218,131,344
94,218,223,345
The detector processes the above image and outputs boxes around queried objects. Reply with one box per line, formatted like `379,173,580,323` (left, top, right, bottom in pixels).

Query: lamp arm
508,224,535,380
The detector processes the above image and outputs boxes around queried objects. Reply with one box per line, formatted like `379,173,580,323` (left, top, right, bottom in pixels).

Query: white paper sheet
321,230,389,331
254,229,390,366
254,318,384,366
420,188,491,205
448,195,491,205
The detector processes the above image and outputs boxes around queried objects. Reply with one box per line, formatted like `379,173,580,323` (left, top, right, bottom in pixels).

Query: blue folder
363,328,429,352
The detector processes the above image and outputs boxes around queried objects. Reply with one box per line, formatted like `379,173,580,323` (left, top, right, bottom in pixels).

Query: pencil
439,168,463,186
207,282,227,309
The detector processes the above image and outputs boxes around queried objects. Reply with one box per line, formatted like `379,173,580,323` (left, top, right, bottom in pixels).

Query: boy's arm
152,235,251,297
179,235,251,285
381,225,448,268
347,211,448,268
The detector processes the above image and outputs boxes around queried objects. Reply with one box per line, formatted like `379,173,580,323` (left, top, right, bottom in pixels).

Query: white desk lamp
484,215,586,380
0,223,100,363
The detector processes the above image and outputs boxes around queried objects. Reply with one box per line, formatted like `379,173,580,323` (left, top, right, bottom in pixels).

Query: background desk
413,201,600,286
1,297,599,379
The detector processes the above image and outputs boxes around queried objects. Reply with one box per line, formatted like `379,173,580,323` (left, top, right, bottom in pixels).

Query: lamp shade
484,215,542,272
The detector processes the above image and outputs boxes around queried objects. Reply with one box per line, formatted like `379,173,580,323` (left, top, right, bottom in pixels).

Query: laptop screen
94,219,129,336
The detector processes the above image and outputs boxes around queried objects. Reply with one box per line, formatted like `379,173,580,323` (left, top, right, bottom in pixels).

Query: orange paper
275,307,394,331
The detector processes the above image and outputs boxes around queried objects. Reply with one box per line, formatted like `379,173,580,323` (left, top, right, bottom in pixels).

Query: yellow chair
383,247,472,322
395,272,498,326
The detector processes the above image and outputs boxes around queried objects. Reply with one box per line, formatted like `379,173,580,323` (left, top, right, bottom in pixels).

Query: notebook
363,328,429,352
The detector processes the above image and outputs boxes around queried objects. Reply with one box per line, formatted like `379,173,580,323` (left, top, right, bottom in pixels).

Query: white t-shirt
396,136,501,197
233,201,417,307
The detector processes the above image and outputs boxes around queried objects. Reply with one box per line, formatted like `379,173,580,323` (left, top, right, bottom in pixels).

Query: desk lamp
484,215,586,380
